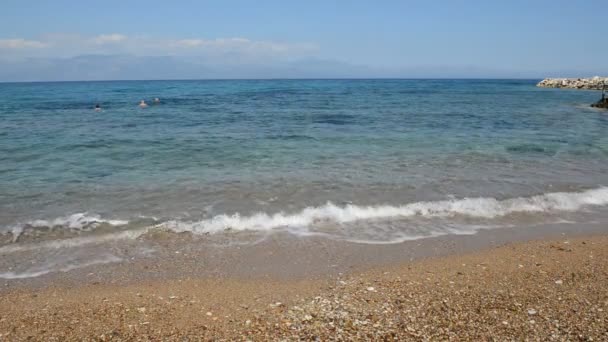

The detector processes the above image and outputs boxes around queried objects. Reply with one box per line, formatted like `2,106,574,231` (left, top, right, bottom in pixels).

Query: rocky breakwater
537,76,607,90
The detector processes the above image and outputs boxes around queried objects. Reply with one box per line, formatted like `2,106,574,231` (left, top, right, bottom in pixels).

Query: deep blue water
1,79,608,240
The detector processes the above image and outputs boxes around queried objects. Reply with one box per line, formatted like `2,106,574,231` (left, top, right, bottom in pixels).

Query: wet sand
2,221,607,291
1,227,607,340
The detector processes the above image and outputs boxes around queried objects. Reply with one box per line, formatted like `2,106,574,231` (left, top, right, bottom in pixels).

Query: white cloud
92,34,128,44
0,33,319,66
169,37,314,55
173,39,205,48
171,38,256,49
0,39,48,49
0,34,319,62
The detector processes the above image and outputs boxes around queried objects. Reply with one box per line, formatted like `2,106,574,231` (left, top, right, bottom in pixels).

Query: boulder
537,77,608,90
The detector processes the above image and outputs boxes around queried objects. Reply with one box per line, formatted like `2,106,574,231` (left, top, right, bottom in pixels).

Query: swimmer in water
139,100,148,108
153,97,160,104
94,104,101,112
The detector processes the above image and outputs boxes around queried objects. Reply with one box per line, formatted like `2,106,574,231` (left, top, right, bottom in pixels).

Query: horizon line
0,77,544,84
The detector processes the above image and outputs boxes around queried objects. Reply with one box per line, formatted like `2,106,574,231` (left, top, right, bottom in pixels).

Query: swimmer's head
154,98,160,102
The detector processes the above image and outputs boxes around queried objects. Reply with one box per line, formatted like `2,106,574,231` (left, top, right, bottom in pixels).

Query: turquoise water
1,79,608,249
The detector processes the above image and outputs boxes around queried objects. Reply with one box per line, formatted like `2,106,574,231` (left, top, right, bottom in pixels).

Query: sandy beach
1,231,607,340
2,0,607,340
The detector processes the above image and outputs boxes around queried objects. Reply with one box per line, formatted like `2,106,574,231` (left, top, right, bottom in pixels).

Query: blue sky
0,0,606,81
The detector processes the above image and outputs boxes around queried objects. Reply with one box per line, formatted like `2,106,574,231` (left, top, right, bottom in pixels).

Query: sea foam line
3,187,608,251
25,213,128,230
7,213,130,243
0,254,122,280
0,229,148,254
159,187,608,234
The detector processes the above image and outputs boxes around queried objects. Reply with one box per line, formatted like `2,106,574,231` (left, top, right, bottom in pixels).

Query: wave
7,213,129,242
0,254,122,279
0,229,147,254
158,187,608,234
3,187,608,246
25,213,129,230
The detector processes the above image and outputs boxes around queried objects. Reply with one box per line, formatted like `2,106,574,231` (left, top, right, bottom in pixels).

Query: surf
5,187,607,243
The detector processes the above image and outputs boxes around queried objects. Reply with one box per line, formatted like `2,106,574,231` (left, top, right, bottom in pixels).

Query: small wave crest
158,187,608,234
6,213,129,242
26,213,129,229
3,187,608,247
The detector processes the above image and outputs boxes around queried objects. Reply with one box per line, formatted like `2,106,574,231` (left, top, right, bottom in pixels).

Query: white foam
0,254,122,279
5,213,130,242
8,225,23,243
2,187,608,250
26,213,129,229
0,229,147,254
158,187,608,234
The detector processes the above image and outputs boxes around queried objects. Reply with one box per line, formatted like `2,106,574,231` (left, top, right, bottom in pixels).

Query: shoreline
2,220,608,291
1,232,607,340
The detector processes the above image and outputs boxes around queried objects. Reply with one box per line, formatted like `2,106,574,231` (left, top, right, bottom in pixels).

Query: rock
527,309,537,315
537,77,608,90
366,287,376,292
555,280,563,285
591,97,608,109
269,302,284,309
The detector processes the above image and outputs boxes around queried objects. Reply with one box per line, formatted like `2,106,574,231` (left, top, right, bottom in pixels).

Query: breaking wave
158,187,608,234
3,187,608,244
23,213,129,230
6,213,130,243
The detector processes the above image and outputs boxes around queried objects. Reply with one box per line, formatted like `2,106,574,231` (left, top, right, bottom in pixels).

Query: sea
1,79,608,279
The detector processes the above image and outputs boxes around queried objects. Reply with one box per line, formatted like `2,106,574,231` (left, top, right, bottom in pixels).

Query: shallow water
1,79,608,277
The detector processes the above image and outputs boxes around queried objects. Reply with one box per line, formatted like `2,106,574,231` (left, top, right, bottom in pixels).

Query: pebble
4,235,608,341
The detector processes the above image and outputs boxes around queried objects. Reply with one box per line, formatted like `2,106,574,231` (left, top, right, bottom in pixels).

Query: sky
0,0,606,81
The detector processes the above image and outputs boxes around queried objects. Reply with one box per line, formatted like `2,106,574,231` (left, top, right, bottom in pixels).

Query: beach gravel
0,236,607,340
